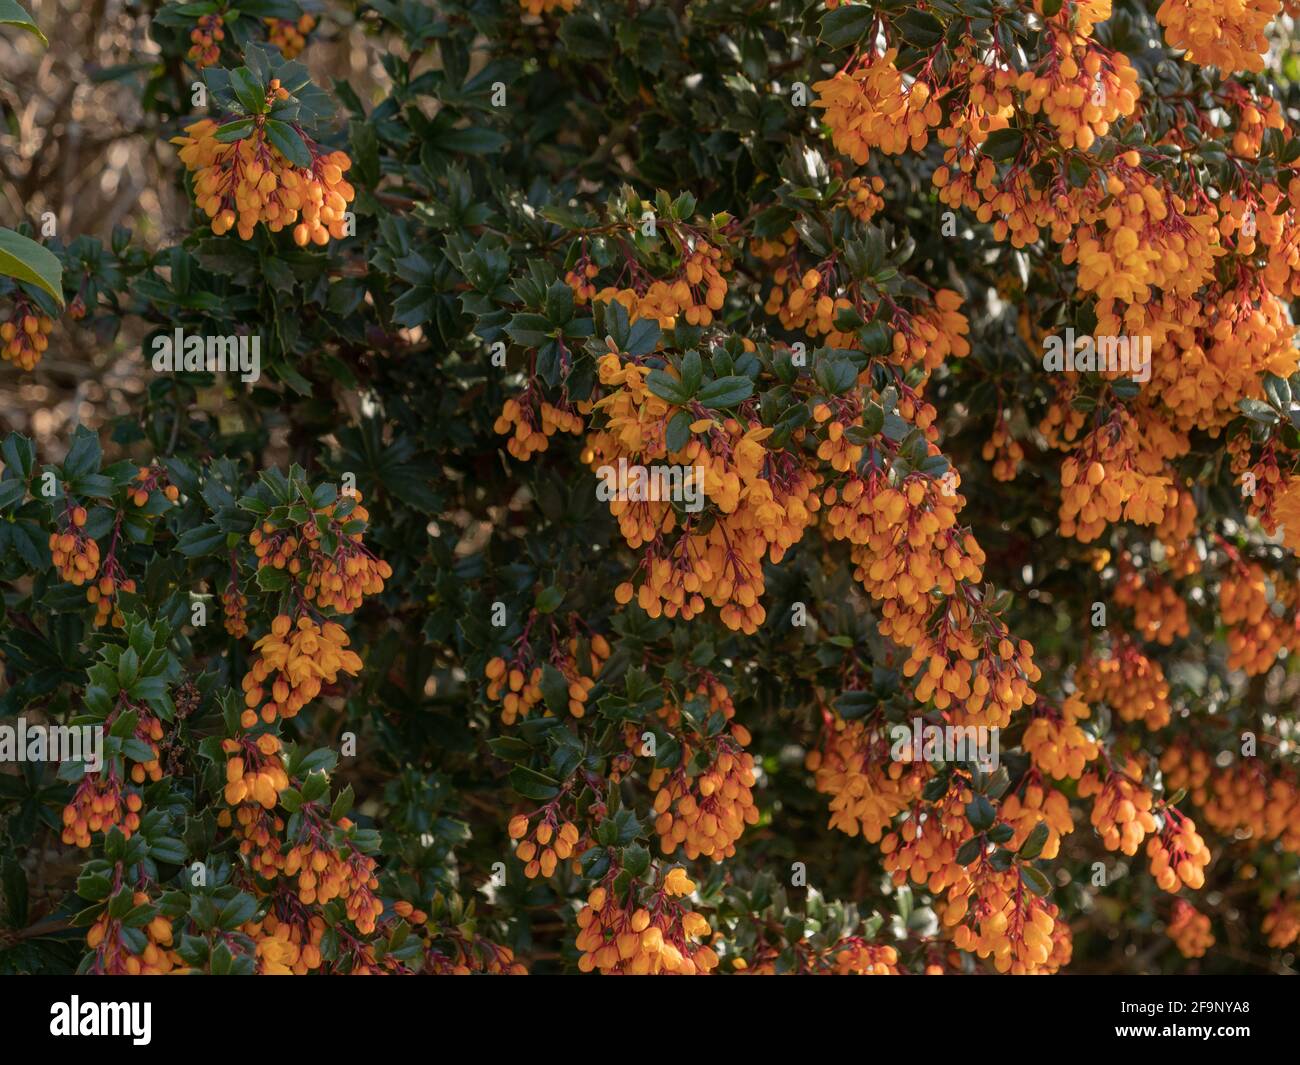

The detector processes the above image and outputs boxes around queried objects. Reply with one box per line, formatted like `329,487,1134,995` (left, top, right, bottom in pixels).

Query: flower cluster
86,893,180,974
266,15,317,59
575,871,718,974
187,13,224,68
1167,899,1214,958
508,811,583,879
1079,758,1158,855
1075,637,1172,730
807,717,930,843
592,349,818,633
1156,0,1278,74
813,49,942,165
249,491,391,615
240,614,364,726
1,304,53,370
1147,807,1212,893
484,629,610,723
172,97,355,245
649,720,759,862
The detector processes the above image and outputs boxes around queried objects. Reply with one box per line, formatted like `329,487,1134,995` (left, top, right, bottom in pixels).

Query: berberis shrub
3,0,1300,977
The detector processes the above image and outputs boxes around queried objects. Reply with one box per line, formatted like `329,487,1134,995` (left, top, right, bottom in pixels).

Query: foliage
3,0,1300,974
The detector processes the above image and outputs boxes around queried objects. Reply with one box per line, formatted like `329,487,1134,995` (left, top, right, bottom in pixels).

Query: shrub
3,0,1300,976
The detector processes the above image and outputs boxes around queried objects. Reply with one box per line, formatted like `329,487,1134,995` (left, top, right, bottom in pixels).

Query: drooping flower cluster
1075,637,1172,730
650,716,759,862
494,393,584,460
62,773,142,848
1219,563,1299,674
807,717,930,843
240,614,364,726
1023,695,1100,780
509,811,584,879
590,348,818,634
1,304,53,370
484,629,610,724
812,49,942,165
172,91,355,245
944,865,1072,974
1020,32,1140,152
1146,807,1212,893
187,13,224,68
266,14,317,59
249,490,391,615
1167,899,1214,958
86,892,180,974
575,870,718,974
1079,758,1158,855
1156,0,1279,74
49,503,98,585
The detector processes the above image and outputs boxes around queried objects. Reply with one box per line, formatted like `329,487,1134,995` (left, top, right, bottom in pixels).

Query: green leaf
148,836,186,865
860,320,891,355
1263,373,1291,411
861,401,885,437
965,794,996,832
229,67,267,115
177,523,226,557
211,941,234,975
535,586,564,614
265,119,312,169
622,842,651,878
255,566,290,592
1238,398,1279,425
487,736,532,760
539,664,569,714
987,822,1015,845
696,376,753,409
440,127,507,155
0,1,47,47
0,228,63,306
330,784,355,821
544,280,574,325
833,690,874,719
896,10,944,48
60,429,102,484
665,410,692,452
122,738,155,764
509,764,559,801
1019,864,1052,897
1,432,35,480
1018,821,1050,861
76,871,112,902
300,770,329,803
646,369,689,405
218,893,258,931
679,349,703,395
625,319,661,357
505,312,553,348
820,5,873,49
982,128,1024,162
214,118,255,143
